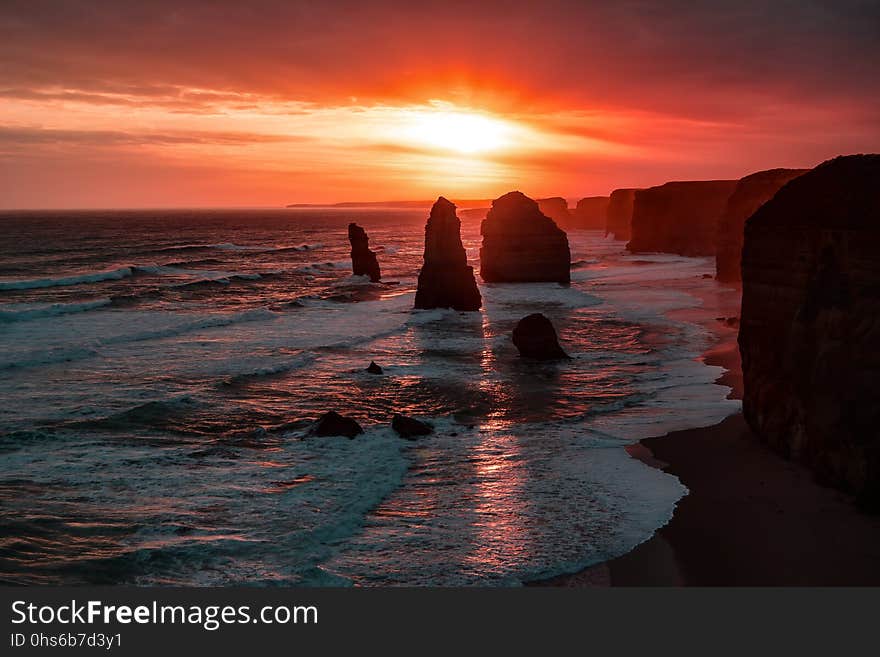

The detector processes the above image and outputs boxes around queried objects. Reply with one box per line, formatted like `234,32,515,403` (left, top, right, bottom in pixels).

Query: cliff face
605,188,638,240
414,197,482,311
626,180,737,256
569,196,610,229
480,191,571,284
347,223,381,282
738,154,880,508
537,197,571,228
716,169,809,283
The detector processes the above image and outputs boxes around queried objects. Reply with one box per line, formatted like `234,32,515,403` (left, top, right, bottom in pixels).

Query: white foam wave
296,260,351,276
0,298,112,323
0,266,133,291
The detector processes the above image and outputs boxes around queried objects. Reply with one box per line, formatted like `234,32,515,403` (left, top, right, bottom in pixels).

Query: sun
403,109,512,154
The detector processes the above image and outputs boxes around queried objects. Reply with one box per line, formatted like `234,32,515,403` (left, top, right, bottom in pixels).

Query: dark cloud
1,0,878,115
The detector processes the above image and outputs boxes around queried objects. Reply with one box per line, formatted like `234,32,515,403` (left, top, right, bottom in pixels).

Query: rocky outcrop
537,197,571,227
570,196,610,229
512,313,570,360
627,180,737,256
715,168,809,282
347,223,381,282
605,188,639,240
313,411,364,438
366,361,383,374
480,192,571,283
458,206,489,222
738,154,880,508
414,197,482,311
391,414,433,439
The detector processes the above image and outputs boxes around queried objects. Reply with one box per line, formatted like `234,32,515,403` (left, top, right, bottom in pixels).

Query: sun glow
402,109,513,154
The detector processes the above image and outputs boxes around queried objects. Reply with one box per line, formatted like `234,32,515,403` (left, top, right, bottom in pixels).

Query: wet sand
541,330,880,586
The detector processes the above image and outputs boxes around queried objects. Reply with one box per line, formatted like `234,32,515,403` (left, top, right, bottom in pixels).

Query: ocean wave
323,417,686,585
272,243,324,253
170,272,264,290
0,261,267,293
99,308,277,346
0,346,100,371
0,307,279,371
214,242,323,253
161,258,225,268
221,353,317,387
0,266,133,291
155,242,323,255
296,260,352,276
153,242,261,253
482,281,602,310
70,395,201,433
0,298,112,323
133,264,265,287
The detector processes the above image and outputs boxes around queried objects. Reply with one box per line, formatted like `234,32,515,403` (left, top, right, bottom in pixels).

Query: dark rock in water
414,197,482,311
313,411,364,438
347,223,381,282
627,180,738,256
480,191,571,283
366,361,383,374
570,196,609,229
537,197,571,227
391,414,433,439
738,154,880,509
512,313,570,360
605,188,639,240
715,168,809,282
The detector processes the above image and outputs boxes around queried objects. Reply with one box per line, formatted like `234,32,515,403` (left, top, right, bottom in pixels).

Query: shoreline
537,322,880,586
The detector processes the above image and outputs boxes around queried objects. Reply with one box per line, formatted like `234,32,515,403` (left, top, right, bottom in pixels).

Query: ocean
0,208,740,585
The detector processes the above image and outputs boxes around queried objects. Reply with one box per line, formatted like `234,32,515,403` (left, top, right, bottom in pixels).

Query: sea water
0,208,740,585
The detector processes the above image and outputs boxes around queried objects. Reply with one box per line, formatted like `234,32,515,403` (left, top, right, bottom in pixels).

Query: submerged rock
480,191,571,283
715,168,809,282
366,361,383,374
627,180,737,256
313,411,364,438
347,223,381,282
512,313,570,360
605,188,639,240
391,414,433,439
738,154,880,508
414,197,482,311
571,196,610,230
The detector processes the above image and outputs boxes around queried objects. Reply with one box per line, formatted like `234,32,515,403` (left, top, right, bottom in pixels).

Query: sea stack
537,197,571,227
414,197,482,311
738,154,880,508
627,180,737,256
715,168,809,283
512,313,570,360
480,191,571,283
571,196,610,230
605,188,639,240
347,223,381,282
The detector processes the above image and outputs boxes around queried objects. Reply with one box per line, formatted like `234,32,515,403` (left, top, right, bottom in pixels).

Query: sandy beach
542,324,880,586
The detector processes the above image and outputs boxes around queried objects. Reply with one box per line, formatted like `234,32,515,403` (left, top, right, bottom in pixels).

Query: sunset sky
1,0,878,208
